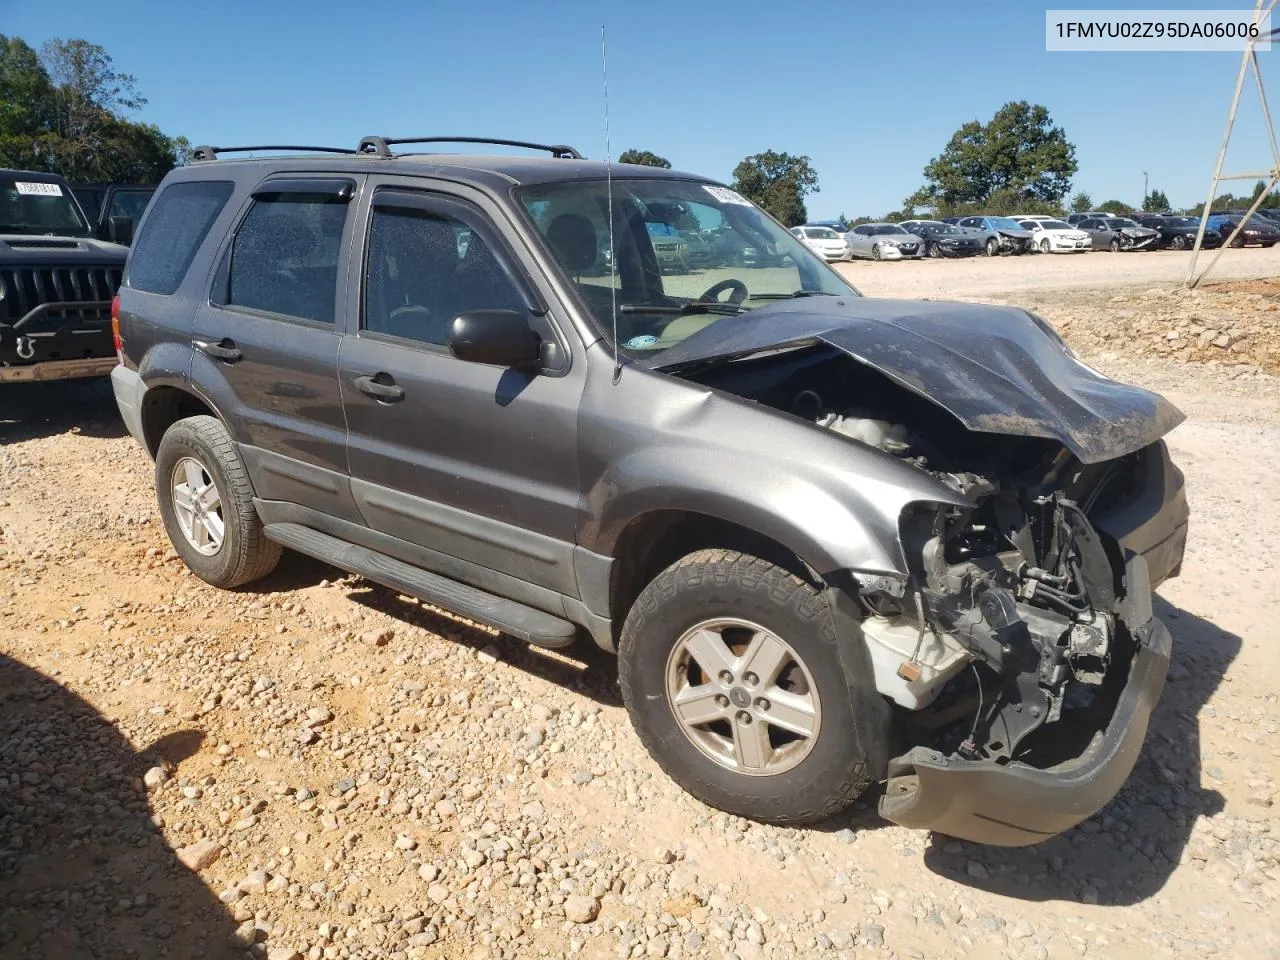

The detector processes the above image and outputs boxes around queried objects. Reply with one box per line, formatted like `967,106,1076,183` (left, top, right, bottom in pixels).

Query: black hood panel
652,297,1184,464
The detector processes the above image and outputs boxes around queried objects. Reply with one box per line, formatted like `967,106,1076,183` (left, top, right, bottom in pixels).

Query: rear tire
871,244,882,261
618,550,875,825
155,415,281,589
1171,234,1188,250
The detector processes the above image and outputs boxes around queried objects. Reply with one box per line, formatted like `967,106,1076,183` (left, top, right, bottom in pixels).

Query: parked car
644,220,690,273
1017,218,1092,254
1205,213,1280,247
1066,211,1121,225
1,168,127,383
898,220,984,257
1135,215,1221,250
1077,216,1160,251
111,136,1187,845
845,222,922,260
70,182,156,245
790,225,851,262
955,216,1034,256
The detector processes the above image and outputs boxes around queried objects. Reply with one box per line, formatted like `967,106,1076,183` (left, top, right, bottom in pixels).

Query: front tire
1171,234,1188,250
871,244,882,261
985,237,999,257
618,550,874,825
1040,238,1051,253
155,415,281,589
1110,237,1121,252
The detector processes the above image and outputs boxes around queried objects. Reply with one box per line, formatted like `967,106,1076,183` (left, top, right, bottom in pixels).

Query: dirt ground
2,249,1278,960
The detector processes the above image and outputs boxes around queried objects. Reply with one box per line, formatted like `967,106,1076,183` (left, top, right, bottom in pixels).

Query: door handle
353,374,405,402
193,338,242,362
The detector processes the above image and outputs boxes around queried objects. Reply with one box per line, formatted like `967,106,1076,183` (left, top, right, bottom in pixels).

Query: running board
263,522,578,648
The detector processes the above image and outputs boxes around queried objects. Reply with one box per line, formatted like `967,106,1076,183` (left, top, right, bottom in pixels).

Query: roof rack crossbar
192,144,359,162
356,136,582,160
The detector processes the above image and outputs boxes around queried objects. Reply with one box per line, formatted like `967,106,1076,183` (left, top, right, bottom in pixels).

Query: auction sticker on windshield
703,185,752,206
13,182,63,196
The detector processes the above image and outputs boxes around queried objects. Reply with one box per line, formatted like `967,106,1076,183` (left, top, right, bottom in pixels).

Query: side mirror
107,215,134,246
448,310,542,368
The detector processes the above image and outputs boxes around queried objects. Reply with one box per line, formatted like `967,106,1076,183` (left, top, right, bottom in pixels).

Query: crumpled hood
649,297,1185,463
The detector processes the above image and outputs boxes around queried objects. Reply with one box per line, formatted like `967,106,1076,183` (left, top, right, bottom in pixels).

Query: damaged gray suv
110,137,1188,845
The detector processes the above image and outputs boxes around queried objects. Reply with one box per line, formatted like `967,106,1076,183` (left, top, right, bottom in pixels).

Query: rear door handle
353,374,405,403
193,338,242,362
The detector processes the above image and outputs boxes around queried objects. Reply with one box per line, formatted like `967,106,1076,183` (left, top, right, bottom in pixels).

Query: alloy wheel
170,456,225,556
664,618,821,776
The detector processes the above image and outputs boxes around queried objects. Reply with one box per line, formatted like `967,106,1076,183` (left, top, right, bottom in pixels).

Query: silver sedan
845,223,923,260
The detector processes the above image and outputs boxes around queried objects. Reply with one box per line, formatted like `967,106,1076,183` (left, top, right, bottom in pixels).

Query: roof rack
356,136,583,160
191,144,359,162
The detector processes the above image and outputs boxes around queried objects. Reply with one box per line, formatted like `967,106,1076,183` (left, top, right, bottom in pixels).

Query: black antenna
602,25,621,384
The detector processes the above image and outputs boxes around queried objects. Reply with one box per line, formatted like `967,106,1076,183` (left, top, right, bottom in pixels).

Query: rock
362,627,394,646
176,839,223,872
298,727,319,745
966,860,990,880
653,846,676,864
860,923,885,948
143,766,168,790
239,868,269,894
521,800,544,820
477,644,501,664
572,770,594,785
564,894,600,923
418,864,440,883
267,949,301,960
231,920,259,947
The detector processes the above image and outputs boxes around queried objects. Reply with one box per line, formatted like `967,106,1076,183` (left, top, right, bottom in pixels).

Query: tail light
111,295,123,363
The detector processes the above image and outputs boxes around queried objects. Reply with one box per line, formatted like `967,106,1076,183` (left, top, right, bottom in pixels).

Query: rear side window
215,192,349,324
129,181,234,295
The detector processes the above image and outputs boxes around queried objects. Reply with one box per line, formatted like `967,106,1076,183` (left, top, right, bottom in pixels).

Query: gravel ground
2,253,1279,960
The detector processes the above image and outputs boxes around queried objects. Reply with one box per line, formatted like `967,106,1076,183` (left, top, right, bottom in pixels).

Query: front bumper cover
879,559,1171,846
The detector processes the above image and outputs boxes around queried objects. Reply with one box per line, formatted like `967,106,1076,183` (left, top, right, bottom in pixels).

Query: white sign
704,185,753,207
1046,10,1271,51
13,181,63,197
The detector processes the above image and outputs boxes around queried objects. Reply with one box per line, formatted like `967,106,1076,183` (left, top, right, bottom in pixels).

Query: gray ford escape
110,137,1188,845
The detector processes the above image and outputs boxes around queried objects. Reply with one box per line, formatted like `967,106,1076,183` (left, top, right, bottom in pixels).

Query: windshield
989,216,1026,231
1110,218,1138,228
872,224,909,235
517,179,858,360
1163,217,1194,227
1,177,89,236
1041,219,1071,229
805,227,840,239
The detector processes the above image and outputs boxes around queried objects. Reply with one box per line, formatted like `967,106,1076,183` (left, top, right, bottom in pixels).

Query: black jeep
110,137,1187,844
1,169,127,383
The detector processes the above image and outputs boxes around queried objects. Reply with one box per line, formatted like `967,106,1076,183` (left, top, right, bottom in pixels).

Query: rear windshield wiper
618,300,744,316
749,290,840,300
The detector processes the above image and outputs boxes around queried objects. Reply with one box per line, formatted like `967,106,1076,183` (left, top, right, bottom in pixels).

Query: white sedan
1018,218,1093,254
790,225,851,261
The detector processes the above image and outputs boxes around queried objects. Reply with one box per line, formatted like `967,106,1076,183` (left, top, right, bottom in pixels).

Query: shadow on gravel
346,579,624,707
921,598,1239,906
0,379,127,445
0,652,243,959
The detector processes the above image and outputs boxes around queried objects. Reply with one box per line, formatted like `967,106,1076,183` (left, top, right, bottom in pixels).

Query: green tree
1069,191,1093,212
617,148,671,168
731,150,819,226
1143,188,1170,212
0,35,185,183
1097,199,1131,215
906,101,1077,210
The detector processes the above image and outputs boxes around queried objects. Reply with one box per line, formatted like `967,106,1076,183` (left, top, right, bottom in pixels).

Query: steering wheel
698,278,748,305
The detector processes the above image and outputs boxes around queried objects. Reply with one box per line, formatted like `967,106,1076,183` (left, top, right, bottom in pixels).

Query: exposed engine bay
683,343,1185,771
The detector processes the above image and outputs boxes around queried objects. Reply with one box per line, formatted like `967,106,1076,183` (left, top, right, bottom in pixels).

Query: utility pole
1143,170,1149,208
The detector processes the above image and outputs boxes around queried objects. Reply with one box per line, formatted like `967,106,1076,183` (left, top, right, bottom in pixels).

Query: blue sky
4,0,1274,216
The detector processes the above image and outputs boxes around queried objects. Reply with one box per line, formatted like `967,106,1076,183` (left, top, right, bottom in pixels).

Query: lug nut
718,670,734,684
715,694,730,708
755,698,770,711
744,672,759,686
736,711,752,724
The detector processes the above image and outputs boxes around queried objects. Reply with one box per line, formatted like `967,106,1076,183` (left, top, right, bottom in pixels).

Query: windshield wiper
749,290,840,300
618,300,744,316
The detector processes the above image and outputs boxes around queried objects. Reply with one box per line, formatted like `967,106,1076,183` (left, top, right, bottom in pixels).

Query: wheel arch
139,383,222,458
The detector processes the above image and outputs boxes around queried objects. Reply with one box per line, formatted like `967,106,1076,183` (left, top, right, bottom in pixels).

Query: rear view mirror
448,310,543,368
107,215,134,246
